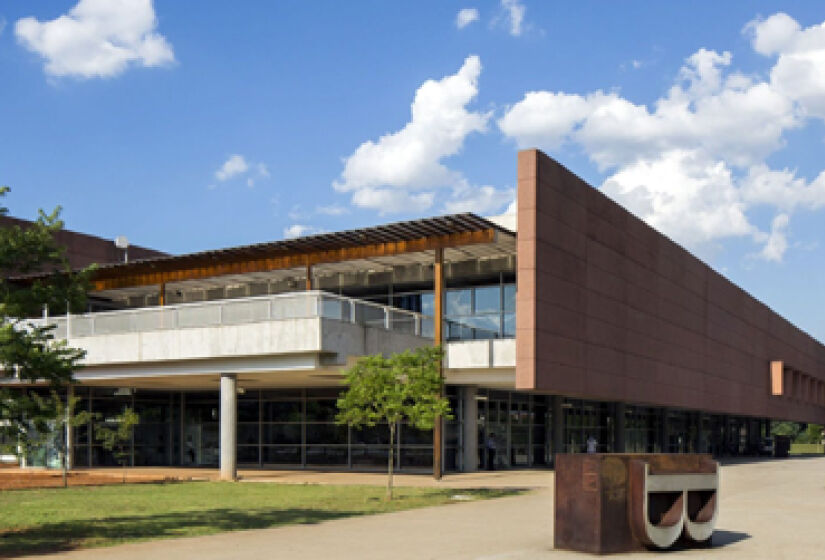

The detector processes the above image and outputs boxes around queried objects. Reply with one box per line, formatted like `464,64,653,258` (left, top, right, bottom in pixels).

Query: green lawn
0,482,516,555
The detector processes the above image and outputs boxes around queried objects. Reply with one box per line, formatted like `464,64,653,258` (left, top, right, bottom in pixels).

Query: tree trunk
387,423,395,501
62,449,68,488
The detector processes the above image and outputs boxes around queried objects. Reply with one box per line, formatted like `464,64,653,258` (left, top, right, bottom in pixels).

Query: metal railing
33,291,428,339
32,290,503,342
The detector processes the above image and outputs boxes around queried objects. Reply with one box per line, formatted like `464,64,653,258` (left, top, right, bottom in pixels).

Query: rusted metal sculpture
554,454,719,553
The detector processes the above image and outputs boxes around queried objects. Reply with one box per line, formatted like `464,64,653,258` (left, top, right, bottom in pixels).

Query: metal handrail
32,291,426,339
31,290,504,342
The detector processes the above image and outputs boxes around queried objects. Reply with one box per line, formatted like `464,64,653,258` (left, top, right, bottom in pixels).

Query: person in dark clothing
486,432,497,470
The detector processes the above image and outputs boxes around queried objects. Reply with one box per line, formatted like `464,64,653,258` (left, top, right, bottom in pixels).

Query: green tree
336,346,450,500
795,424,823,445
94,407,139,483
50,391,94,488
0,186,89,461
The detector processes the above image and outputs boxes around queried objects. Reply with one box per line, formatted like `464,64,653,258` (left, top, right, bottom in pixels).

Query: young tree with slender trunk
336,346,450,500
50,390,94,488
94,407,139,483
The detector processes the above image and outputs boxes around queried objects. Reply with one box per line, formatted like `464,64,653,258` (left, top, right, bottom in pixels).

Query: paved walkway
23,457,825,560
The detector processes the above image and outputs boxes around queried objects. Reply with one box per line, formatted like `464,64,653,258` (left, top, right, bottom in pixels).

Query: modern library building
14,149,825,477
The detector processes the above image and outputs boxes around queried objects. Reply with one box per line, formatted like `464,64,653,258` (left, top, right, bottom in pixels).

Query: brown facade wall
516,149,825,424
0,215,166,270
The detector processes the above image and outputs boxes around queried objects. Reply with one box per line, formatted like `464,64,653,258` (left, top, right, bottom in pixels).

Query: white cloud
444,185,515,214
758,213,790,262
747,13,825,118
214,155,269,186
499,0,525,36
316,204,349,216
456,8,479,29
334,55,490,213
215,154,249,181
283,224,321,239
499,13,825,261
15,0,174,79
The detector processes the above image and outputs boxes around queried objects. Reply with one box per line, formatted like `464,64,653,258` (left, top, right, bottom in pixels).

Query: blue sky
1,1,825,342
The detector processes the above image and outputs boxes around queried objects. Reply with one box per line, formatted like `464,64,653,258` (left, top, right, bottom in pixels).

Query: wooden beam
305,260,313,291
159,283,166,307
433,247,444,480
91,229,497,292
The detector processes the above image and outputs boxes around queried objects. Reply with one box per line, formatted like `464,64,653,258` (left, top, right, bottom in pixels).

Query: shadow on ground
0,507,357,556
711,530,751,547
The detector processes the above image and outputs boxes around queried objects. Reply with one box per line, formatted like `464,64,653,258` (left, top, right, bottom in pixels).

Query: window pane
262,423,301,445
474,286,501,314
262,446,301,465
503,284,516,312
262,401,302,422
421,293,434,316
305,399,338,422
446,289,472,316
306,446,347,466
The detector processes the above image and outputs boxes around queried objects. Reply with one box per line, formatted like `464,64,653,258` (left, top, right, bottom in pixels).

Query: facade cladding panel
516,149,825,425
0,215,166,269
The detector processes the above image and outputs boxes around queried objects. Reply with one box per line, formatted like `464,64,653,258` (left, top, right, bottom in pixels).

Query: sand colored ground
13,457,825,560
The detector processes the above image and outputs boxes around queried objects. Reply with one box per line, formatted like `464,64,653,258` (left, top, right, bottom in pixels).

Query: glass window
262,401,302,422
421,293,435,316
446,289,472,316
474,286,501,314
262,446,301,465
262,423,301,445
503,284,516,313
305,399,338,422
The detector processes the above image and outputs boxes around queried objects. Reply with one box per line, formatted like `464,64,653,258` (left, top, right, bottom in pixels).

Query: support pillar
432,247,444,479
552,396,565,459
159,283,166,306
614,402,626,453
219,374,237,481
305,261,313,291
461,387,478,472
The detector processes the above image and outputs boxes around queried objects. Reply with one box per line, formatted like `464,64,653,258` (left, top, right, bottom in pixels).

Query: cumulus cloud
15,0,174,79
444,185,515,214
456,8,479,29
498,0,525,36
214,155,269,187
215,154,249,181
283,224,321,239
335,55,512,215
499,13,825,261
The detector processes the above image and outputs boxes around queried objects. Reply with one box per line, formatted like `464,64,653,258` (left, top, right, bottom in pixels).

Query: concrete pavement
22,457,825,560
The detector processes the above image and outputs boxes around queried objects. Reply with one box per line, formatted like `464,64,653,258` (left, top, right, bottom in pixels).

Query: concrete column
461,387,478,472
219,374,237,481
552,396,565,458
613,402,626,453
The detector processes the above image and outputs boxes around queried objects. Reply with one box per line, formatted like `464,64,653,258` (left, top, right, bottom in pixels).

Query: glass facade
57,386,778,471
476,390,552,469
365,282,516,341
